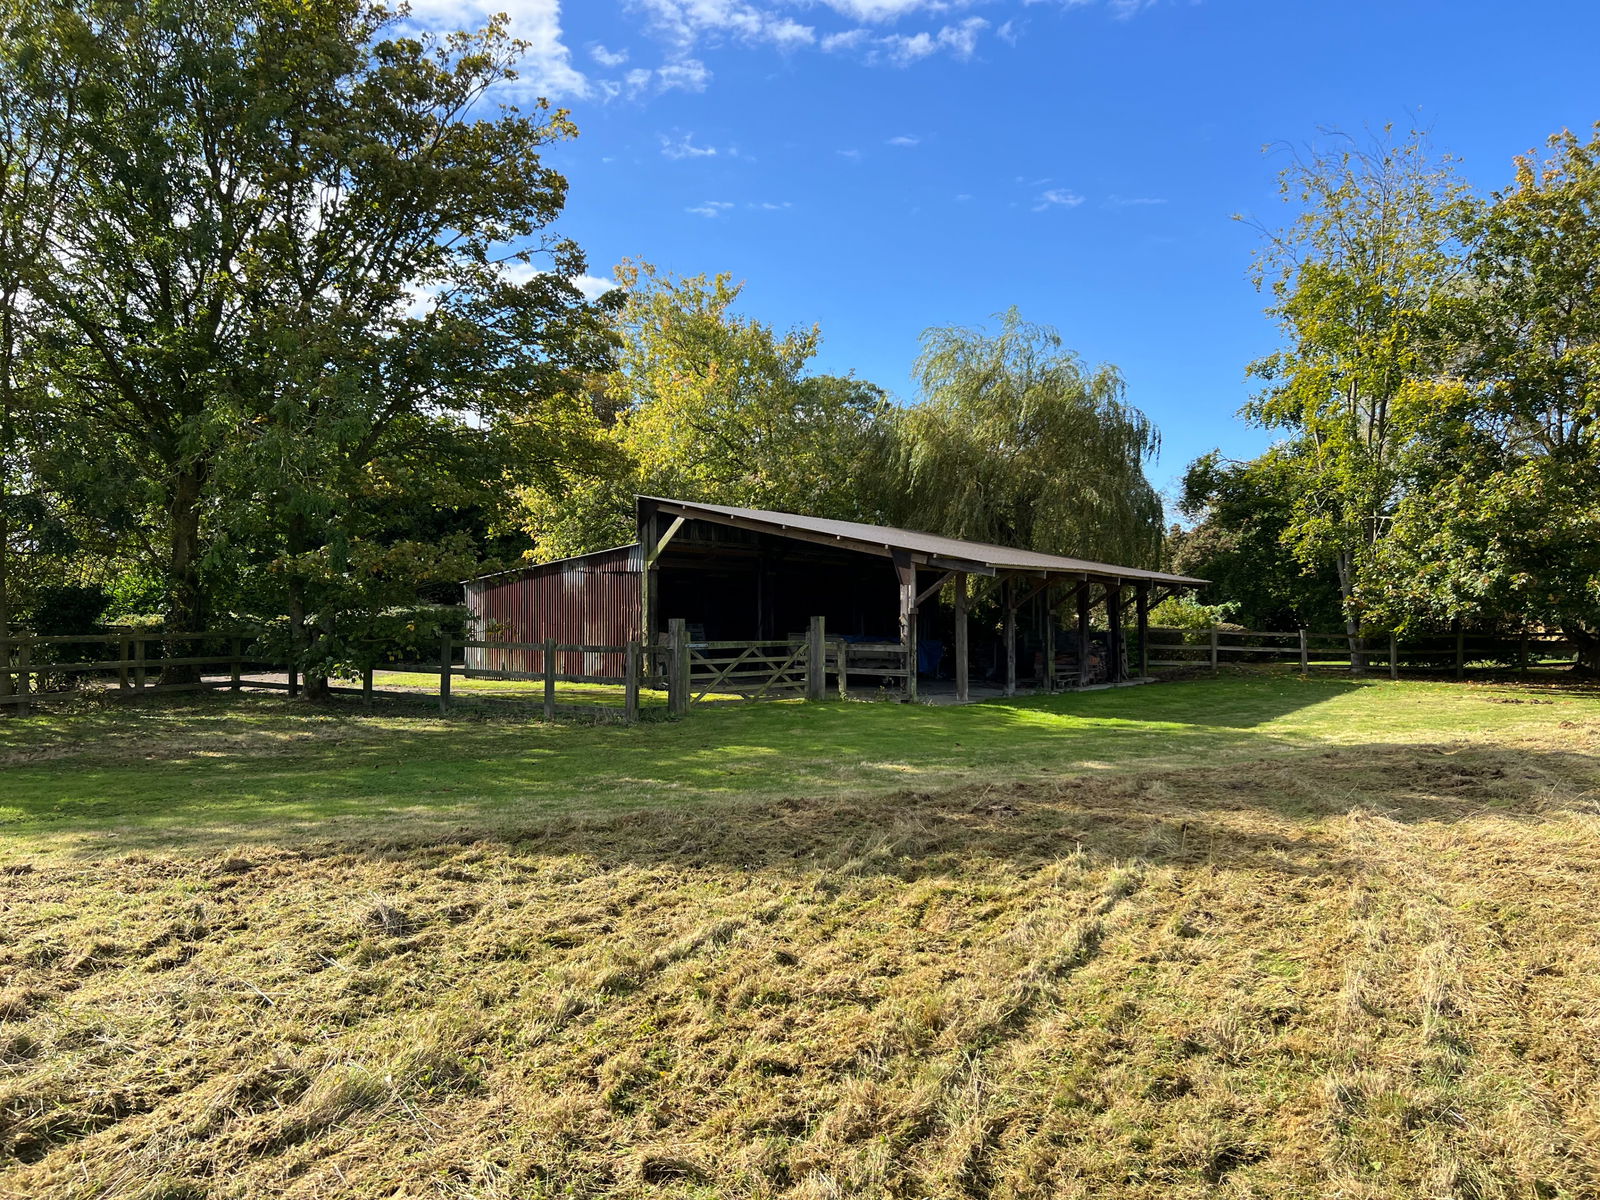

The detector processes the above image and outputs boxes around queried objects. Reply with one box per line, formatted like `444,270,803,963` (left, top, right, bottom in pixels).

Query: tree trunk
1570,628,1600,677
284,510,329,700
163,465,208,684
1335,552,1366,674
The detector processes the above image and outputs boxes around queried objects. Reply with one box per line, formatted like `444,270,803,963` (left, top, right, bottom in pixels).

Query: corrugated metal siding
465,545,642,678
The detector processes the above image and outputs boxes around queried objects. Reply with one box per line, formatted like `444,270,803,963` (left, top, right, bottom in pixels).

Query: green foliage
1241,128,1475,627
889,309,1163,567
1368,127,1600,667
518,263,894,560
1146,595,1241,633
0,0,616,687
1172,451,1343,630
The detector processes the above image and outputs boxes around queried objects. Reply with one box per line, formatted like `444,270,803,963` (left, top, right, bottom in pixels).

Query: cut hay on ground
3,736,1599,1198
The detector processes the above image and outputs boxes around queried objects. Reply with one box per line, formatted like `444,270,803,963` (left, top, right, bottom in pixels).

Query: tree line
0,0,1164,691
7,3,1591,683
1174,125,1600,672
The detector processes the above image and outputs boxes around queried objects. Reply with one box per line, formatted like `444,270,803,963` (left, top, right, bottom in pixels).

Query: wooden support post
438,634,452,714
1455,625,1466,680
362,665,374,709
1106,584,1125,683
667,618,689,716
954,572,969,703
806,616,826,702
118,635,131,691
894,551,918,703
1042,583,1056,693
1299,628,1308,673
135,637,147,690
1135,584,1150,679
1208,627,1219,672
1077,583,1092,688
15,640,28,717
0,636,11,704
1519,631,1530,674
1389,633,1398,681
836,639,848,699
543,637,557,721
624,640,641,722
1004,579,1017,697
230,638,242,692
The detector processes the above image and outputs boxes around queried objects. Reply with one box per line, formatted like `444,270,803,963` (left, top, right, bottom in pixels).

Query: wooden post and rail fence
7,621,1564,718
0,617,911,720
1143,626,1578,677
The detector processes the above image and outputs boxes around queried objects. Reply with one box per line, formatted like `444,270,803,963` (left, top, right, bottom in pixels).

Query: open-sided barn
464,497,1205,701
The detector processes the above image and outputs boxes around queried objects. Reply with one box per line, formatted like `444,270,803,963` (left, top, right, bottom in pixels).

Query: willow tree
891,309,1162,567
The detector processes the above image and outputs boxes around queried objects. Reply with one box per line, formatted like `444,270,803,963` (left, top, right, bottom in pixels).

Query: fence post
230,638,242,692
1455,626,1466,681
1389,634,1398,681
439,633,452,714
0,636,10,706
1209,627,1219,672
1519,631,1530,674
836,640,848,699
117,635,131,691
15,640,28,717
543,637,557,721
362,664,374,709
667,618,689,717
1298,628,1308,673
624,640,640,722
134,637,147,690
806,616,826,701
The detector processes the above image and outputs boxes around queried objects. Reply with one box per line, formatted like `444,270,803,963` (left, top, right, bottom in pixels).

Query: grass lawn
3,672,1598,860
2,674,1599,1197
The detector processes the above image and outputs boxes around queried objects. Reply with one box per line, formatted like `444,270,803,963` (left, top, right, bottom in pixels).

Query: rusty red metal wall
464,544,642,679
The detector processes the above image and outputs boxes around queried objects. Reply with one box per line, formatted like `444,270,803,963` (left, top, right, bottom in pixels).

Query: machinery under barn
464,497,1206,702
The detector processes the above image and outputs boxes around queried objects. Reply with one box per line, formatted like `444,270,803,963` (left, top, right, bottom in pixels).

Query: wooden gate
682,638,810,703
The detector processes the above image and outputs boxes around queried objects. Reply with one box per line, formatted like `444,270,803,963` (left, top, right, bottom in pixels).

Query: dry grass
3,733,1600,1198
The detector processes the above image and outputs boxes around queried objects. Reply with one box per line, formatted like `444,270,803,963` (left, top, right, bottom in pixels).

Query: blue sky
420,0,1600,501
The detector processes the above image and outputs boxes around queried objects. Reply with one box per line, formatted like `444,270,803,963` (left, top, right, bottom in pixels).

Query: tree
6,0,615,687
1242,127,1474,662
519,263,893,559
1371,127,1600,671
890,309,1163,566
1172,450,1342,630
0,0,78,677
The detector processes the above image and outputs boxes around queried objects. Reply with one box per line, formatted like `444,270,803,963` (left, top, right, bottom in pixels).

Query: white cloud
823,17,988,65
887,134,921,146
687,200,735,217
590,42,630,67
660,131,720,158
750,200,793,209
820,28,870,51
820,0,971,18
1033,187,1086,211
836,148,863,160
655,58,713,90
406,0,590,99
633,0,816,51
1106,194,1167,207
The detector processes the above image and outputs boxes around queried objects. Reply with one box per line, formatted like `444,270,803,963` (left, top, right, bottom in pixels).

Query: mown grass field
3,675,1600,1198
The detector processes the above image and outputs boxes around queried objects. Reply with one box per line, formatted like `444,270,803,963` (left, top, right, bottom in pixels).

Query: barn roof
641,497,1206,588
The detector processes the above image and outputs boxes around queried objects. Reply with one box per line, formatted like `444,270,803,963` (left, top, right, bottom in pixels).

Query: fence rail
1144,626,1577,678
